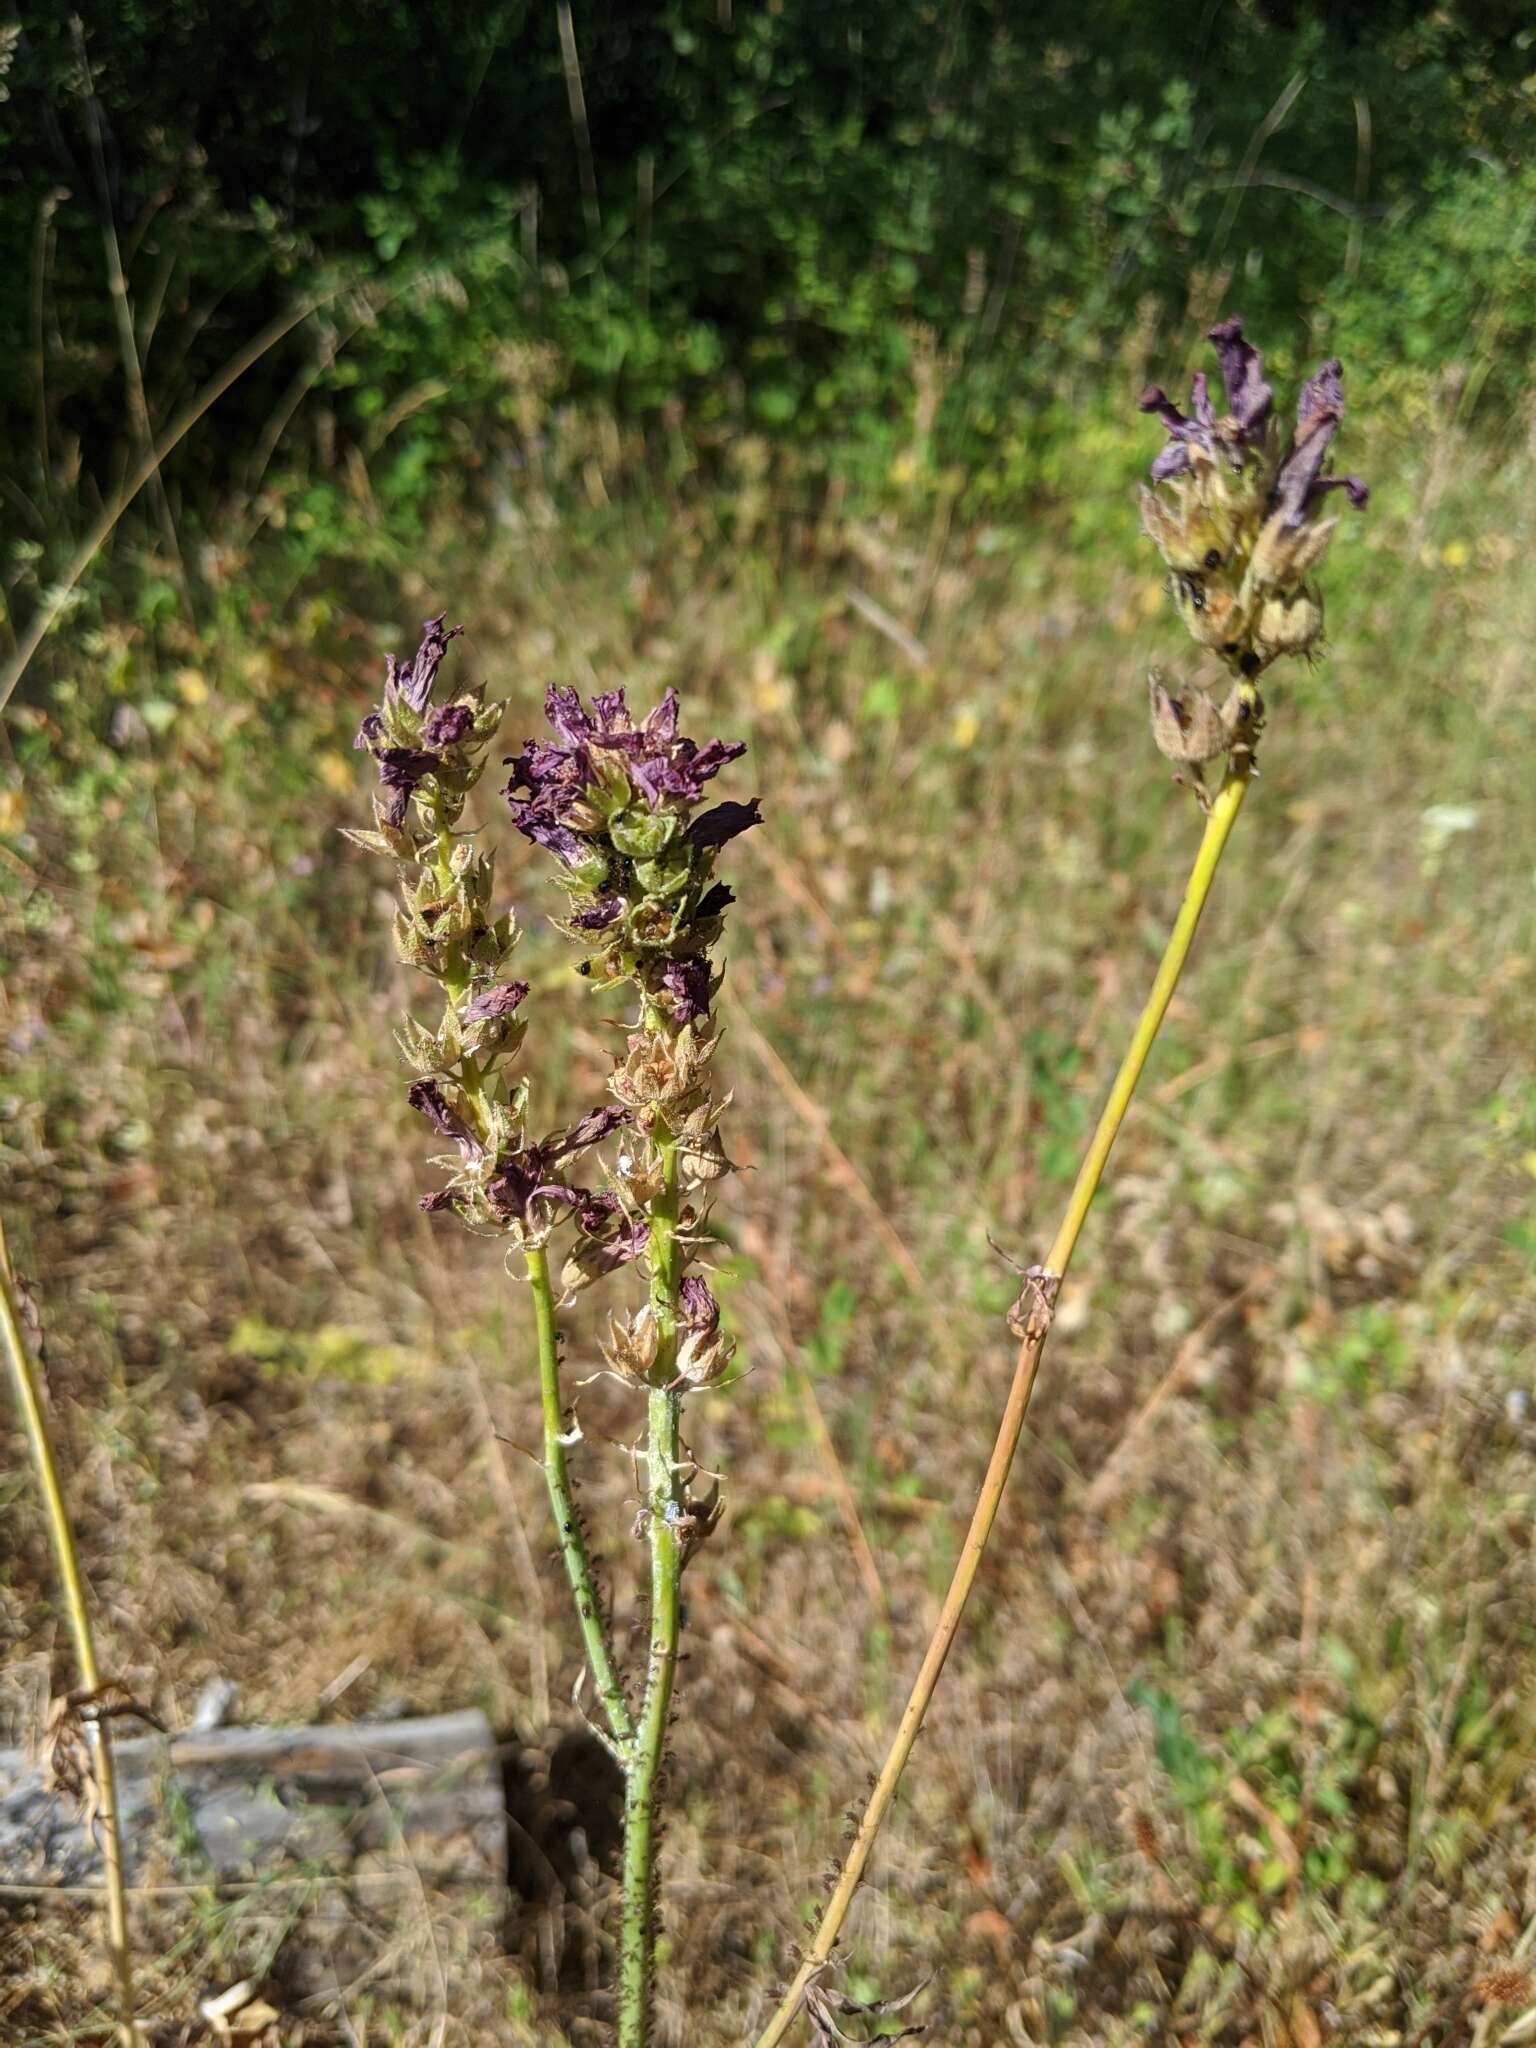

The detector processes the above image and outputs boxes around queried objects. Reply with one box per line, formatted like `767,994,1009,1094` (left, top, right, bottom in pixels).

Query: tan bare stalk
752,766,1251,2046
0,1220,141,2047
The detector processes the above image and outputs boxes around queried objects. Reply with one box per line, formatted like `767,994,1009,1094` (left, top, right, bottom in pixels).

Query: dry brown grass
3,413,1535,2043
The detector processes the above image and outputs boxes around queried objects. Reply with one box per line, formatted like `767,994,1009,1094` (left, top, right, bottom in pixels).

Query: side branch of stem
526,1243,636,1755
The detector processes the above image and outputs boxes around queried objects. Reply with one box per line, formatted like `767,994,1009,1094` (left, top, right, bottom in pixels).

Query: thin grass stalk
526,1243,636,1753
751,762,1251,2048
619,1135,685,2047
0,1220,141,2048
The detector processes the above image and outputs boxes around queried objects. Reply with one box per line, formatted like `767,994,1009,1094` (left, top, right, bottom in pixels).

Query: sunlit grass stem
751,762,1252,2047
0,1219,141,2048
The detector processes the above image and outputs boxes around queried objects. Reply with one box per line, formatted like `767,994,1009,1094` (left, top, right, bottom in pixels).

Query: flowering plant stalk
752,319,1369,2047
353,627,758,2045
0,1220,141,2048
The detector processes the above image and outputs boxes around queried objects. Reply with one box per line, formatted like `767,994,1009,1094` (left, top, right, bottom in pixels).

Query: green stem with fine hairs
619,1134,685,2048
751,763,1252,2048
0,1221,141,2048
429,800,635,1751
527,1243,636,1753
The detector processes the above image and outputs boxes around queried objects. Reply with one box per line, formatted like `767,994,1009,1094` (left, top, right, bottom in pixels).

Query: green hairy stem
619,1135,685,2047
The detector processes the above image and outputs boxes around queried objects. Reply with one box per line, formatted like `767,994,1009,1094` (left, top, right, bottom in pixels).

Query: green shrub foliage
3,1,1534,541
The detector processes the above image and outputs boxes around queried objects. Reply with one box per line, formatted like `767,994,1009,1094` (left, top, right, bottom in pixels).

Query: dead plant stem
750,762,1253,2047
0,1219,140,2047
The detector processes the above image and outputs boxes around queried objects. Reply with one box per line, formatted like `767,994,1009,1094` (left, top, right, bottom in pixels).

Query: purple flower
575,1190,621,1233
585,1217,650,1275
377,747,443,827
632,736,747,812
552,1105,627,1157
570,896,624,931
421,703,475,750
1140,317,1276,482
1271,359,1370,527
516,807,590,868
1207,317,1273,439
518,683,746,821
408,1079,481,1159
661,956,713,1024
688,799,762,849
1143,320,1368,523
354,711,385,751
420,1188,465,1216
679,1273,719,1333
462,981,529,1024
388,616,463,714
694,882,735,921
502,730,595,864
485,1144,584,1224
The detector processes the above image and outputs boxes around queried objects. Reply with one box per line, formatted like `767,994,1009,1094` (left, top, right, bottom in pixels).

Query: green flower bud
609,806,680,859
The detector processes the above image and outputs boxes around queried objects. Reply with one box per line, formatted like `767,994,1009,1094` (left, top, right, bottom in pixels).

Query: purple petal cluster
1139,317,1273,482
504,684,754,851
1140,318,1368,521
388,615,463,714
408,1078,481,1160
1271,360,1370,527
505,681,758,1032
354,616,477,827
679,1273,720,1334
660,956,712,1025
478,1102,629,1229
462,981,529,1025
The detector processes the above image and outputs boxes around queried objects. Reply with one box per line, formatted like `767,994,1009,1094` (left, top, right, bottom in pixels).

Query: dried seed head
602,1306,662,1386
1147,672,1244,769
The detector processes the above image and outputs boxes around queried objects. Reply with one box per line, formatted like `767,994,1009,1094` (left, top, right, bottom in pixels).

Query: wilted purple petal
632,753,699,808
661,955,712,1023
1189,371,1216,433
575,1191,621,1233
1273,428,1337,524
688,798,762,848
679,1273,719,1333
1207,317,1273,437
505,739,582,796
644,689,680,744
553,1105,627,1157
420,1189,465,1215
421,703,475,749
545,685,594,750
1296,358,1344,436
485,1143,585,1222
355,712,385,751
514,808,590,867
376,747,441,826
408,1079,480,1158
392,616,463,714
1309,474,1370,509
1138,385,1207,447
462,980,529,1024
588,1219,650,1274
1150,442,1193,483
694,882,735,921
592,689,631,730
689,737,747,782
570,896,624,931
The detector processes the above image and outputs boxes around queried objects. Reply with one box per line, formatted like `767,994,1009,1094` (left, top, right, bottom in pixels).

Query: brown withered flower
1139,319,1369,795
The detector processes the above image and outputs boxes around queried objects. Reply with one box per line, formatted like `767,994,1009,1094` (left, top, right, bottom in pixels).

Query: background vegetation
3,2,1536,2042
